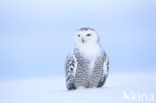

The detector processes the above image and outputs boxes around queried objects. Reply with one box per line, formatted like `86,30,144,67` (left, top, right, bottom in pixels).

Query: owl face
75,28,99,45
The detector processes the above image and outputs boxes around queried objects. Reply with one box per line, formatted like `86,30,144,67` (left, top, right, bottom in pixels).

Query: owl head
75,27,99,46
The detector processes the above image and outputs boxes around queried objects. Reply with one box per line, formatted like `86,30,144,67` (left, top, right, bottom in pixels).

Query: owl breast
78,42,103,74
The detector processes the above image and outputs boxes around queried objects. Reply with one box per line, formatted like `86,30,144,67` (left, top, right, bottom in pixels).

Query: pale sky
0,0,156,79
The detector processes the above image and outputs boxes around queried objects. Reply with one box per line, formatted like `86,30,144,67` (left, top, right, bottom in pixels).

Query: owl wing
97,51,109,87
65,50,77,90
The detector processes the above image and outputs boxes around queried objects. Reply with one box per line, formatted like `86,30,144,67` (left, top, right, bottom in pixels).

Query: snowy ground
0,72,156,103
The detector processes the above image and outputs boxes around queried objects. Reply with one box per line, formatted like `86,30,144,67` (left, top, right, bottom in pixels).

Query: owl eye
86,34,91,37
78,34,80,37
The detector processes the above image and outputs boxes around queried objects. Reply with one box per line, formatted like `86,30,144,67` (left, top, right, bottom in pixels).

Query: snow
0,72,156,103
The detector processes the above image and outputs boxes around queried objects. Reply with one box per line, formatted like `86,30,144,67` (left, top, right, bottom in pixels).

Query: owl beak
82,38,85,43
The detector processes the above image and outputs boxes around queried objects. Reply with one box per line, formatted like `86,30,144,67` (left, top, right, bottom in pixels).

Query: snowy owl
65,27,109,90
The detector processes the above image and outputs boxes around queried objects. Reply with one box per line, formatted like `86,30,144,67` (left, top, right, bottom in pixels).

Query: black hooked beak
82,38,85,43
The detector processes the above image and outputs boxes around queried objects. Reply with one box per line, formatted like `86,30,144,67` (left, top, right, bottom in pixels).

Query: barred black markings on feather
97,53,109,87
74,49,90,88
65,54,76,90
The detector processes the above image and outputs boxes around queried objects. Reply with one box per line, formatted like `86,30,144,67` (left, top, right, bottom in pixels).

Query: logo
121,91,155,102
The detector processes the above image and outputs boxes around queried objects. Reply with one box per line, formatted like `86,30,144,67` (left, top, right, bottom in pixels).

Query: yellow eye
86,34,91,37
78,34,80,37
